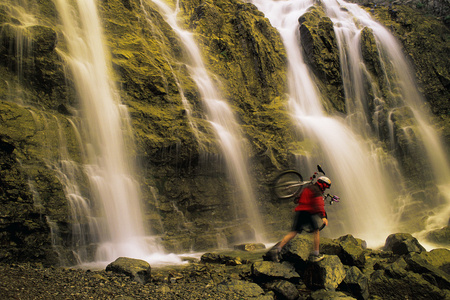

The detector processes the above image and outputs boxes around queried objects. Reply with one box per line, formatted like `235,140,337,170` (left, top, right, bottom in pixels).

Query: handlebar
325,194,340,205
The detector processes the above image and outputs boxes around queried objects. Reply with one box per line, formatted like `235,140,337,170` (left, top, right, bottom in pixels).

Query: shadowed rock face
0,0,448,264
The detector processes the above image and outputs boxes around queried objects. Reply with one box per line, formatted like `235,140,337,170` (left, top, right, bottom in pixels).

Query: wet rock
339,266,369,300
200,252,244,265
234,243,266,251
425,226,450,247
106,257,151,284
251,261,300,283
369,267,450,300
303,255,346,291
417,248,450,274
215,279,268,299
337,235,367,268
384,233,426,255
265,279,299,300
279,235,312,271
405,252,450,289
320,237,342,256
28,25,57,54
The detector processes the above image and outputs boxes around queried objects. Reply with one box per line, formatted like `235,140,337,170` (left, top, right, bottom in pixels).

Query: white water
323,0,450,236
150,0,265,242
251,0,407,246
251,0,450,246
52,0,168,264
1,0,38,104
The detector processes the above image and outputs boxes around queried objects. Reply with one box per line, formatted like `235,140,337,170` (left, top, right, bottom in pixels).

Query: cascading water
1,0,37,104
149,0,265,242
323,0,450,236
252,0,450,246
251,0,412,246
52,0,161,264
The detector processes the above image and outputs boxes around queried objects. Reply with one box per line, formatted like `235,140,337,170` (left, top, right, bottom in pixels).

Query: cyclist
271,176,331,262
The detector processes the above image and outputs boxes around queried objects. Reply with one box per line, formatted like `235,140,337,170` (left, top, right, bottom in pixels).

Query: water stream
323,0,450,237
250,0,398,246
251,0,449,246
52,0,159,264
149,0,265,242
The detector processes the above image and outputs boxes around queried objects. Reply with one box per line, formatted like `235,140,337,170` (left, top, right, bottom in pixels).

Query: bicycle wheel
272,170,304,199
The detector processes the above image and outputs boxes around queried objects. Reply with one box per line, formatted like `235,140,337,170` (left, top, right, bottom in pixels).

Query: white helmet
317,176,331,189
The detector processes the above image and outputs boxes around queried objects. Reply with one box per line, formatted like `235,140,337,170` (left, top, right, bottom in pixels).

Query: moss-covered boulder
299,5,345,113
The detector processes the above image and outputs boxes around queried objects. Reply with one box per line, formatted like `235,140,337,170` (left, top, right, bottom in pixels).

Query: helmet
317,176,331,190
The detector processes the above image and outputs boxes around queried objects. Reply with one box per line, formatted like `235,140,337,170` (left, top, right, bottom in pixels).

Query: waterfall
251,0,405,246
323,0,450,235
1,0,37,104
52,0,159,264
149,0,265,242
252,0,449,246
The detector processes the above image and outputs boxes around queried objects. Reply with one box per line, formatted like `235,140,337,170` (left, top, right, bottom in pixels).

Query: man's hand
322,218,328,227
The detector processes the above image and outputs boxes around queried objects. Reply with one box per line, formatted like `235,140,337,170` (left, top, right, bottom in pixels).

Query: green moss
372,4,450,117
298,6,345,114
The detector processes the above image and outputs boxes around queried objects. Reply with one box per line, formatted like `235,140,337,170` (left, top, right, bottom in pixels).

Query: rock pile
136,232,447,299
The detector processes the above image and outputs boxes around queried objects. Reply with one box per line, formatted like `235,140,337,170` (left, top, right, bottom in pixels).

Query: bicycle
272,165,340,205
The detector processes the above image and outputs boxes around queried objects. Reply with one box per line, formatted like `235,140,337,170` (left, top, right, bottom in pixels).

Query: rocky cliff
0,0,448,265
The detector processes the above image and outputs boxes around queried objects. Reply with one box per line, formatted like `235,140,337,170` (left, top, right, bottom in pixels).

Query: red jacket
294,184,326,218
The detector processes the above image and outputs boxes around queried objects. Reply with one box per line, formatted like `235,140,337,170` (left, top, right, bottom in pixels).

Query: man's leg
309,229,324,262
312,229,320,252
279,231,297,249
269,231,297,262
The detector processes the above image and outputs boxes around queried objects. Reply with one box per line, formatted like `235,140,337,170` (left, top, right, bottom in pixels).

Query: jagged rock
417,248,450,274
303,255,346,291
337,235,367,268
385,257,409,278
251,261,300,283
200,252,244,265
425,226,450,247
105,257,151,284
279,235,312,271
215,279,269,299
339,266,369,300
383,233,426,255
28,25,57,54
405,252,450,289
265,279,299,300
320,237,342,256
234,243,266,251
369,267,450,300
310,289,357,299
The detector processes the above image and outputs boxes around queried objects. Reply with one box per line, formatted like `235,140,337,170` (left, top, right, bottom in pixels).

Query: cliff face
0,0,448,264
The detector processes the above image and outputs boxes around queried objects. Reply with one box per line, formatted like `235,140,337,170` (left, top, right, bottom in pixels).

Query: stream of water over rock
250,0,449,247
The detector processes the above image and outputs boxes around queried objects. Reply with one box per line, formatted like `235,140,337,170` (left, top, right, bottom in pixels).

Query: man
272,176,331,262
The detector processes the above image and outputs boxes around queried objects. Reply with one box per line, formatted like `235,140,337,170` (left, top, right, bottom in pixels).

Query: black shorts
291,211,323,233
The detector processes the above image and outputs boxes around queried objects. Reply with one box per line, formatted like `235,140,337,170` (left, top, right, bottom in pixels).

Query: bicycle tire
272,170,304,199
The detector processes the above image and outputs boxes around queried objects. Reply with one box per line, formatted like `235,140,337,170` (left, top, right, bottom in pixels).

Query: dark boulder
339,266,369,300
383,233,426,255
303,255,346,291
337,235,367,268
215,279,268,299
405,252,450,290
251,261,300,283
200,252,245,265
265,279,299,300
105,257,151,284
